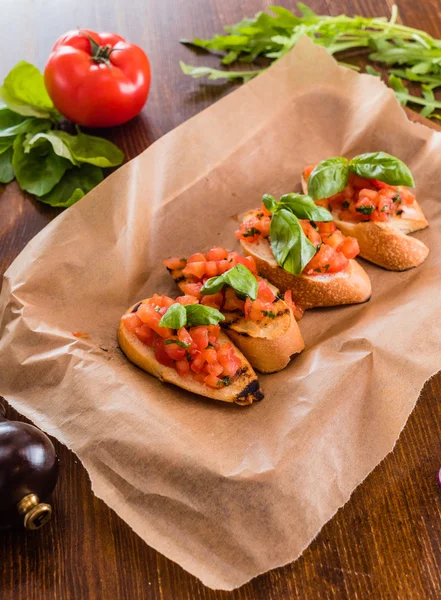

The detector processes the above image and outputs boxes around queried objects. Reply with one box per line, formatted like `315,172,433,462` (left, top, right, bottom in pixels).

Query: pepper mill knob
0,401,59,530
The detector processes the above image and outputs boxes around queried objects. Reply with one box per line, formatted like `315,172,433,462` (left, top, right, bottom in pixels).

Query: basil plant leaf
269,208,317,275
12,135,70,196
0,106,50,138
0,61,59,120
307,157,350,200
262,193,278,213
0,147,15,183
38,164,104,207
24,132,76,164
350,152,414,187
185,304,225,327
55,131,124,168
159,303,187,329
200,263,258,300
279,193,333,221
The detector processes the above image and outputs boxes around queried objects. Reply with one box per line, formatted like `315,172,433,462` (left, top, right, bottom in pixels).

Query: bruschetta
118,294,264,405
236,200,372,309
302,165,429,271
164,247,305,373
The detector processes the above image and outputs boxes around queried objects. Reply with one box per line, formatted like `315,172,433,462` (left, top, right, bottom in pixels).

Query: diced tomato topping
153,337,175,368
204,373,221,388
338,237,360,260
317,221,336,235
181,282,203,298
206,246,229,261
315,198,330,210
191,326,209,351
300,220,322,246
303,164,315,181
183,261,206,279
257,279,276,303
216,259,231,274
187,253,206,263
175,358,190,377
121,313,143,332
163,257,186,270
135,324,155,346
325,230,345,250
200,293,223,309
204,261,218,277
176,295,199,306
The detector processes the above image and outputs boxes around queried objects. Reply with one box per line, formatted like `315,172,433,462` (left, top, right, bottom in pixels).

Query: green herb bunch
181,3,441,120
0,61,124,207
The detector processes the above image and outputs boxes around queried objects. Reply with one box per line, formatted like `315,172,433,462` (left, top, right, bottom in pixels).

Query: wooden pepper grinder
0,401,59,530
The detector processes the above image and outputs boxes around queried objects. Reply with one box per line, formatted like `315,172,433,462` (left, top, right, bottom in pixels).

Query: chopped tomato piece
190,351,205,374
187,253,206,263
204,260,218,277
317,221,336,235
205,361,224,376
183,261,206,279
300,220,321,246
175,358,190,377
163,257,186,270
206,246,229,261
216,259,231,274
338,237,360,260
153,337,174,368
325,230,345,249
181,282,203,298
176,295,199,305
164,337,187,360
204,373,221,388
201,292,223,309
257,279,276,303
191,326,209,351
303,164,315,181
121,313,143,332
135,324,155,346
315,198,330,210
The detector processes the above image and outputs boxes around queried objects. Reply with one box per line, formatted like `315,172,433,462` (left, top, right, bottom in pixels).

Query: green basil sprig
270,209,317,275
0,61,124,207
307,152,414,200
159,303,225,329
200,263,258,300
260,192,333,275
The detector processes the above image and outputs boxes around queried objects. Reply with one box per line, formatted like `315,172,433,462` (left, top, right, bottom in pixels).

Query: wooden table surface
2,0,441,598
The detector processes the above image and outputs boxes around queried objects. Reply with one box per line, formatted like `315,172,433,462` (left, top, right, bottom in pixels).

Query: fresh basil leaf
0,137,15,155
0,61,58,120
279,193,333,221
24,132,76,163
185,304,225,327
262,193,278,213
350,152,414,186
159,303,187,329
355,205,375,215
0,147,14,183
200,263,258,300
269,208,316,275
54,131,124,168
12,135,70,196
38,164,103,207
307,157,350,200
0,106,50,138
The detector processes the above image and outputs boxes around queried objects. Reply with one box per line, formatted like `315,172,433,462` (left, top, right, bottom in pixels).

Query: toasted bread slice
301,175,429,271
168,268,304,373
118,303,264,405
240,236,371,309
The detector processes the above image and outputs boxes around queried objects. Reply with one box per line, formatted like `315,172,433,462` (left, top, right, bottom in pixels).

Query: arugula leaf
200,263,258,300
185,304,225,327
179,62,262,83
278,193,333,221
0,147,14,183
0,61,59,120
38,164,103,207
159,303,187,329
307,158,350,200
12,135,70,196
269,208,316,275
54,131,124,168
350,152,414,187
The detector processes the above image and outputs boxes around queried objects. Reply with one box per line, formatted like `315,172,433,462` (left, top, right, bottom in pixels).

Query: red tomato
163,257,186,270
164,338,187,361
175,358,190,377
176,295,199,306
317,221,336,235
183,261,206,279
121,313,142,332
153,337,174,368
206,247,228,261
44,30,151,127
191,327,209,351
338,237,360,259
135,324,155,346
181,282,202,297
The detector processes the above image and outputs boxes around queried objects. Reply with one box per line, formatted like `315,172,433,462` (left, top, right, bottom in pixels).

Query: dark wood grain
1,1,441,598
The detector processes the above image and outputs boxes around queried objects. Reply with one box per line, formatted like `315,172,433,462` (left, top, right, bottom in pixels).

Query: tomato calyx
82,32,119,65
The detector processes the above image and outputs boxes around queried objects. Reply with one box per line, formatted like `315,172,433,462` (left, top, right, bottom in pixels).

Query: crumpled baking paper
1,37,440,590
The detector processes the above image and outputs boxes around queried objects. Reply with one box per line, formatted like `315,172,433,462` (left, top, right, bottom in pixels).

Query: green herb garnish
165,339,191,349
159,303,225,329
355,205,375,215
200,263,258,300
217,376,231,386
180,4,441,120
308,152,414,201
0,61,124,206
262,310,276,318
242,226,261,238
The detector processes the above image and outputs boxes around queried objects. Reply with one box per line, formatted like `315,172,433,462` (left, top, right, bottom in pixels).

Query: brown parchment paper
1,37,441,590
